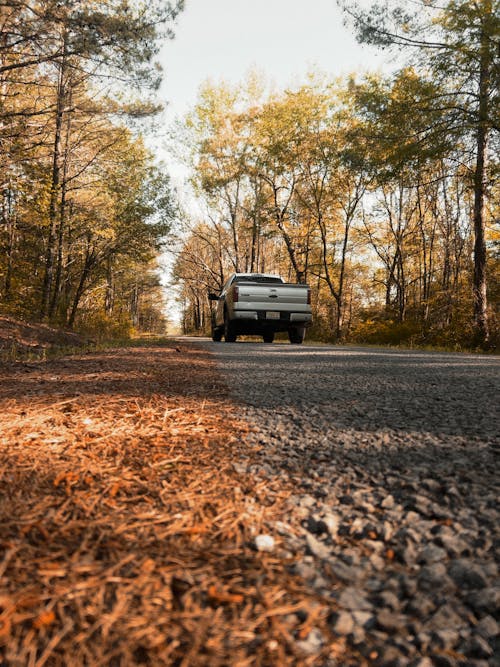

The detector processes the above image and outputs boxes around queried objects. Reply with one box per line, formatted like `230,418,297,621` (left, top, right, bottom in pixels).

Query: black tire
224,312,237,342
262,332,274,343
212,327,223,342
288,326,305,344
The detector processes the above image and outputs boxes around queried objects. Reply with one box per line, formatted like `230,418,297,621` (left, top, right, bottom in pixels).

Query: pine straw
0,343,345,666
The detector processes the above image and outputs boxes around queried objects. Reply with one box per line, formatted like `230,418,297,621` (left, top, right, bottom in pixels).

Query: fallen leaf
33,610,56,629
207,585,244,605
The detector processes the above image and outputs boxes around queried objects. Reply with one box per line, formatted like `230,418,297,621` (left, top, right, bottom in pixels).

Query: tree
340,0,499,344
0,0,183,330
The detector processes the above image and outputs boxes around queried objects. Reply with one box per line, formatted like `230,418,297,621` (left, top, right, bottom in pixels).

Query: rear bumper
230,309,312,332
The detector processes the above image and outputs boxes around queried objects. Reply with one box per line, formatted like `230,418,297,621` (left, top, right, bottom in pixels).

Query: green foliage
176,65,497,350
340,0,499,345
352,318,428,346
75,311,133,343
0,0,182,339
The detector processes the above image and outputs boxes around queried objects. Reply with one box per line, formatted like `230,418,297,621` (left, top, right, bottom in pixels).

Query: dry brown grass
0,343,347,666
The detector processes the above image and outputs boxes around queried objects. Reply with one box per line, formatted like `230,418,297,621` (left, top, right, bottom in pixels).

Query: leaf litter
0,342,342,666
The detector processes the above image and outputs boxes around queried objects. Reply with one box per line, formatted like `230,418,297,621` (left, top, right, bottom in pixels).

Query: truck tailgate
235,282,309,307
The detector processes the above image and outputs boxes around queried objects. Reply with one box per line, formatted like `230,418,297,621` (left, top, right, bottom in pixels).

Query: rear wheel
212,327,223,342
288,326,305,344
224,312,237,342
262,331,275,343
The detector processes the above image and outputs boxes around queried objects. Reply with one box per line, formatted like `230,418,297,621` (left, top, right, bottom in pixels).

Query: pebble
295,627,324,656
418,544,447,564
462,636,494,659
305,532,331,559
254,534,275,552
448,559,488,589
329,610,354,635
376,609,407,632
338,587,372,611
475,615,498,639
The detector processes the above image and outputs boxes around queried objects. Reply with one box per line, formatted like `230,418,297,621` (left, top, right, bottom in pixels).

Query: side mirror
208,293,220,301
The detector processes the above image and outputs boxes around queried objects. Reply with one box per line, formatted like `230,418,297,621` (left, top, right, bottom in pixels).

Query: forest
0,0,182,339
174,0,499,350
0,0,498,349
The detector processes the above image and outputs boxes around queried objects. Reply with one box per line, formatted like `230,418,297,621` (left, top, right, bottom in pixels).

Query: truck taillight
232,285,239,302
307,288,311,305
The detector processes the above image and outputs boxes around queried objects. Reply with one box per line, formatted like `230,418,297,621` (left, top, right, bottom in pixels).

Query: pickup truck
208,273,312,344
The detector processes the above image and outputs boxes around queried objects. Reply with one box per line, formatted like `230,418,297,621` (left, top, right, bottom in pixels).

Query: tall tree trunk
105,257,114,315
67,249,94,328
336,220,351,340
472,25,490,344
49,85,73,319
130,283,139,327
40,35,67,320
2,186,15,299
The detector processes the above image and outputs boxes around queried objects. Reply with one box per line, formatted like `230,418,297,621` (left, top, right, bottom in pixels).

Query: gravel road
199,340,500,666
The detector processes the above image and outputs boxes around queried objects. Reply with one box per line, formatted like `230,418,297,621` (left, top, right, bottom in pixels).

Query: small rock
377,645,404,664
295,627,324,656
405,510,421,524
274,521,294,536
399,574,418,597
370,553,385,570
372,590,401,611
466,587,500,614
305,532,330,559
432,628,459,649
422,478,441,493
406,593,436,619
437,534,470,557
304,515,328,535
292,561,317,580
381,494,395,509
418,544,447,564
426,604,465,631
376,608,407,633
328,610,354,635
415,631,432,652
254,534,275,552
338,587,373,611
328,559,361,584
475,614,498,639
382,520,395,541
462,635,494,659
398,542,418,565
322,512,340,537
352,610,375,629
418,563,454,592
448,559,488,589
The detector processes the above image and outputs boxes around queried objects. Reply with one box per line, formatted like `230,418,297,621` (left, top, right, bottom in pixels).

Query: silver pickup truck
208,273,312,344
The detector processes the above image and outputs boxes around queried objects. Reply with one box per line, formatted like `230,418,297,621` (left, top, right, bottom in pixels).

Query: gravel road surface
199,340,500,666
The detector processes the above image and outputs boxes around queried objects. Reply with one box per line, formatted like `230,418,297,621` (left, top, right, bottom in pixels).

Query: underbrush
349,317,498,353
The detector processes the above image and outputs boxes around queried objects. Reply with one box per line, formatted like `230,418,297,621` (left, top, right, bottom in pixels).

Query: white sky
158,0,391,133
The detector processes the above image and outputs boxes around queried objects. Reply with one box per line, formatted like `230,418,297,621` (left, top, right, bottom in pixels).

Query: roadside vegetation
0,0,182,341
173,1,498,351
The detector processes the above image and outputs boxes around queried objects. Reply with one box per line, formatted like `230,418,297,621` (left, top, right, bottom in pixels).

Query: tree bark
40,35,67,320
472,23,490,344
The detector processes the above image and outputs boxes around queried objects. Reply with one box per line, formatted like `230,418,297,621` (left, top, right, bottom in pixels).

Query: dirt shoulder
0,315,88,360
0,342,344,666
